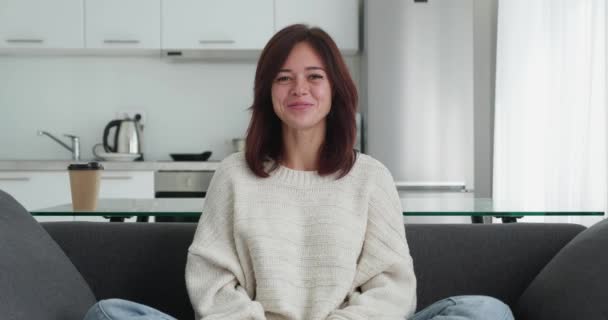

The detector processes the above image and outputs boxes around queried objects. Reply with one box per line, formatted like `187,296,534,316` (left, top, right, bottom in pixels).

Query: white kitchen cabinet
98,171,154,198
85,0,161,50
162,0,274,50
0,171,73,222
0,0,84,49
275,0,359,53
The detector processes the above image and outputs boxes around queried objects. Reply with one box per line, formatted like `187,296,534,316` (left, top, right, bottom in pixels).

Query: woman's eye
275,76,292,84
309,74,324,81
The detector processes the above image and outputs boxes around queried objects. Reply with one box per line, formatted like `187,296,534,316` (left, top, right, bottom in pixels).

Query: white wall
0,54,360,161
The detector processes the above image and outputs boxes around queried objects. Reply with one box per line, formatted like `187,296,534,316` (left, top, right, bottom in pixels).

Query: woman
84,24,514,320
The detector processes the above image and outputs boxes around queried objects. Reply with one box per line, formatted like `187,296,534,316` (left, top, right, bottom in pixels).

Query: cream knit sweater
186,152,416,320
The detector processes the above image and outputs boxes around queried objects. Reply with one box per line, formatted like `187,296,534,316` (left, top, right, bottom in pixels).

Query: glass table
33,198,204,222
31,198,604,223
402,197,603,223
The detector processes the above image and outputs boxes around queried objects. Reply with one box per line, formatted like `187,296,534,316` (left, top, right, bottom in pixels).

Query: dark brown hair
245,24,358,178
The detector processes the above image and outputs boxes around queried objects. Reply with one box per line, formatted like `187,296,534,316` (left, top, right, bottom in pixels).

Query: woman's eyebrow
277,66,325,73
306,66,325,71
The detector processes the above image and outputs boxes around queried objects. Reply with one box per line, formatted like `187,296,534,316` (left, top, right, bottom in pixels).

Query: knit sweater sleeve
185,164,266,320
326,166,417,320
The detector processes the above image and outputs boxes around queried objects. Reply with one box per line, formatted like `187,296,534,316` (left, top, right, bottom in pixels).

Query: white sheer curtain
493,0,607,226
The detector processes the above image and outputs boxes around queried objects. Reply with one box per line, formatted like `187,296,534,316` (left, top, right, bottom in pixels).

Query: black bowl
170,151,212,161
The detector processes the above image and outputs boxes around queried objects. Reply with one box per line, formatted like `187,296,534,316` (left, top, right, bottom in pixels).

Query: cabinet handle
101,176,133,180
0,177,31,181
199,39,235,44
6,39,44,44
103,39,141,44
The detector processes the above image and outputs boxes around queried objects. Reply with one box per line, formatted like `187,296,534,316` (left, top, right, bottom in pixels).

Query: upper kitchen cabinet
0,0,84,49
85,0,161,50
275,0,359,53
162,0,274,51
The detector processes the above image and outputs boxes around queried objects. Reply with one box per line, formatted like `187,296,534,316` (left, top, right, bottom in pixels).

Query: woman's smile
287,100,315,110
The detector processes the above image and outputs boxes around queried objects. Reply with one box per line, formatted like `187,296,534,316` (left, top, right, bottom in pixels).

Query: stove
153,170,215,222
154,170,214,198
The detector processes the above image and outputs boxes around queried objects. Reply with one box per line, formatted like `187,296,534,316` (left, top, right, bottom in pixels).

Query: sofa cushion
0,190,96,320
515,219,608,319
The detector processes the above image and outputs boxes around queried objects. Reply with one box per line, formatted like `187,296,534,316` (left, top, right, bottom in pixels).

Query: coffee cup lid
68,162,104,170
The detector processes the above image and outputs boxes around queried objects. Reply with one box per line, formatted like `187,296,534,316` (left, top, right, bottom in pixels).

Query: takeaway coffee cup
67,162,103,210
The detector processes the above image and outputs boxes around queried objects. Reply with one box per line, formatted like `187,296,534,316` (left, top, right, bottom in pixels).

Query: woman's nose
291,77,309,96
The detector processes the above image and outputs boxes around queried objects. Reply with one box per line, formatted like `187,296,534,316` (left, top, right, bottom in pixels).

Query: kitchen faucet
37,130,80,161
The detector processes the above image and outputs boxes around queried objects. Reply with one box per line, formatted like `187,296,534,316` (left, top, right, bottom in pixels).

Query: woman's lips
287,102,314,110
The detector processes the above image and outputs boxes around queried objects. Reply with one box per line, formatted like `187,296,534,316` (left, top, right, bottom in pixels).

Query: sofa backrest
44,222,196,319
406,223,585,311
43,222,585,319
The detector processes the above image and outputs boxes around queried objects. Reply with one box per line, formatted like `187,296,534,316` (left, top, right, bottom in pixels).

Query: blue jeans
85,295,513,320
83,299,176,320
411,295,514,320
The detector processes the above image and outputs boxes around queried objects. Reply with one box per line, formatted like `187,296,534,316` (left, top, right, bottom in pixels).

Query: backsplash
0,54,360,161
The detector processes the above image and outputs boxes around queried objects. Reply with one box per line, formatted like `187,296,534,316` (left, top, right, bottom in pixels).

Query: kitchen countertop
0,160,221,171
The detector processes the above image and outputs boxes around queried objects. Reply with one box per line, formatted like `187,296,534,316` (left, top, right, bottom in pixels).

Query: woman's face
271,42,332,133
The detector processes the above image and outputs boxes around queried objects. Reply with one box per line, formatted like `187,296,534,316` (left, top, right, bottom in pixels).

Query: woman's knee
84,299,167,320
449,295,514,320
84,299,128,320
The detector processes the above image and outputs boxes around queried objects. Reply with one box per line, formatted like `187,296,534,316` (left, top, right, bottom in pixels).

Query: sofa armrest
515,219,608,319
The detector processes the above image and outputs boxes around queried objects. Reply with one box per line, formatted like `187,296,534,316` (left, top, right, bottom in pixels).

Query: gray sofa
2,189,607,320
